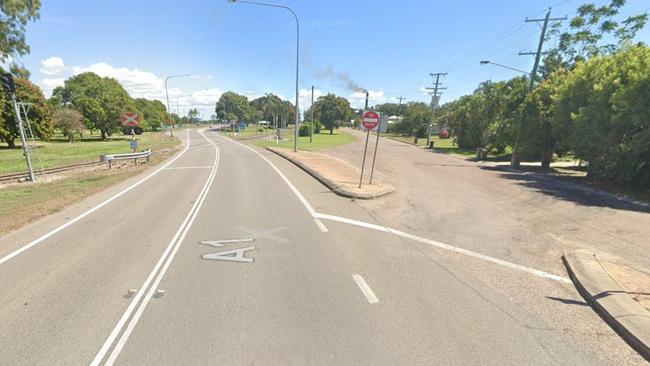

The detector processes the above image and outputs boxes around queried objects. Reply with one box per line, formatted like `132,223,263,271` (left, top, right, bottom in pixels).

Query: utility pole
396,96,405,121
425,73,447,147
1,73,35,181
511,8,566,167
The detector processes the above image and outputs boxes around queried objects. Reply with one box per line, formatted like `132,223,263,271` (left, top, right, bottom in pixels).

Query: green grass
254,129,357,151
385,134,513,161
0,131,178,175
0,145,179,235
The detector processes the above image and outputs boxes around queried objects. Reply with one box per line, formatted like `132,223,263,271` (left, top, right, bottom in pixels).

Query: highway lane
0,128,605,365
0,129,218,365
105,131,598,365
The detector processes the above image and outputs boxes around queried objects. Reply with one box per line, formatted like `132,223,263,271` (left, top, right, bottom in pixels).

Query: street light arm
480,61,528,75
230,0,300,152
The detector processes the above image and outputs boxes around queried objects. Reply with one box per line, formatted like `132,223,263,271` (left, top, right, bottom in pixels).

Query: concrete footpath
266,147,394,199
564,249,650,361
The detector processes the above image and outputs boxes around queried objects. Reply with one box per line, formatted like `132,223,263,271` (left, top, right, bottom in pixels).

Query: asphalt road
0,128,629,365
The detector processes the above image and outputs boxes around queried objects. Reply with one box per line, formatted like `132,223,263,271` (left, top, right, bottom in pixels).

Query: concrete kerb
563,249,650,361
265,147,393,200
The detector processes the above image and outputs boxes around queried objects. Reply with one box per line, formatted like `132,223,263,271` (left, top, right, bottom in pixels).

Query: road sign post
358,111,381,188
369,113,388,184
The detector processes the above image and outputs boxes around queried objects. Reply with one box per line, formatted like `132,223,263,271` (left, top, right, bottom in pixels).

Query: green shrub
298,124,310,137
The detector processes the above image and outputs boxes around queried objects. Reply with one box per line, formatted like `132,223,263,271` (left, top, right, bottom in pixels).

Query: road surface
0,129,627,365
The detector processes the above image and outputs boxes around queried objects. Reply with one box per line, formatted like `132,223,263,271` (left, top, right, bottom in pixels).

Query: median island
267,147,394,199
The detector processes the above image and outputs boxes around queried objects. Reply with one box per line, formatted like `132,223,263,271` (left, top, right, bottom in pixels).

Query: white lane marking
212,133,328,232
91,130,219,366
316,213,571,284
0,129,192,266
314,218,329,233
163,165,213,170
352,274,379,304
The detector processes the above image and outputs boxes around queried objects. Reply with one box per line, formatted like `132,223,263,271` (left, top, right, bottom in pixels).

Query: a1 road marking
239,226,289,243
202,246,256,263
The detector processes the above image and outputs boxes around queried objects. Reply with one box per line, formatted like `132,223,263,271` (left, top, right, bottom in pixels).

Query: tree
250,93,286,125
396,102,432,137
53,107,84,142
308,93,353,134
0,77,52,147
544,0,648,72
51,72,136,139
557,45,650,187
0,1,41,62
135,98,167,131
215,91,254,122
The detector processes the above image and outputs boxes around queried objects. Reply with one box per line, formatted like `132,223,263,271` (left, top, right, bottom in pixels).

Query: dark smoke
313,65,367,93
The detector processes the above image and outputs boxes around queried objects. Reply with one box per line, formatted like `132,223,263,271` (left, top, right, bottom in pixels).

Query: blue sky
19,0,650,117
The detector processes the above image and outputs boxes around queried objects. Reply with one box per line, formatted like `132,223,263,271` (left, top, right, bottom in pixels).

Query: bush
414,126,428,138
258,128,264,133
298,124,310,137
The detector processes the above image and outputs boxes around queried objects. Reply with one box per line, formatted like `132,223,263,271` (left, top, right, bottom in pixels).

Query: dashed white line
0,129,192,266
352,274,379,304
317,213,571,284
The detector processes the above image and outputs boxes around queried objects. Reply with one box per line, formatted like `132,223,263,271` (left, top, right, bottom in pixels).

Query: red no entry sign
361,111,380,130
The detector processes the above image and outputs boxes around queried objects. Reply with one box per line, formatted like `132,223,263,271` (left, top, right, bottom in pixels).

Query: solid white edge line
90,130,218,366
0,129,192,266
352,273,379,304
213,133,327,232
316,213,571,284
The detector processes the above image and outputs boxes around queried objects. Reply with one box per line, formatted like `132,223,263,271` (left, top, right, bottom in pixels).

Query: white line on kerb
0,130,192,266
352,274,379,304
91,130,220,365
213,133,328,233
317,213,571,284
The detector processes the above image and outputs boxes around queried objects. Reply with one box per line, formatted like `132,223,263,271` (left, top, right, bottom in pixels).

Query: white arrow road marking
202,246,256,263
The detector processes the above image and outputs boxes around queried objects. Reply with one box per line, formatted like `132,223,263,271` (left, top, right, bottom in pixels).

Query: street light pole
228,0,300,152
164,74,190,137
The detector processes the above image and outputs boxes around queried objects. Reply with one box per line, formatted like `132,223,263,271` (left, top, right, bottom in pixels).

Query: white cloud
298,88,322,113
40,57,65,76
71,62,165,100
348,90,386,109
42,78,65,89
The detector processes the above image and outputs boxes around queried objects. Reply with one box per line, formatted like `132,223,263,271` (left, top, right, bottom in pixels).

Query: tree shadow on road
480,166,650,214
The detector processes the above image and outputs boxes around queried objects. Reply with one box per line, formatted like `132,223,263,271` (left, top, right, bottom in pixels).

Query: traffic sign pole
358,129,370,188
358,110,382,188
369,128,381,185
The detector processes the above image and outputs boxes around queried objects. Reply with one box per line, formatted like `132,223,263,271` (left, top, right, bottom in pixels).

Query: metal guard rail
99,149,151,169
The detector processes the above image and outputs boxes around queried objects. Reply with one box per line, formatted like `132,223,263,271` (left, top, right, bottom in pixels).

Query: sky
15,0,650,119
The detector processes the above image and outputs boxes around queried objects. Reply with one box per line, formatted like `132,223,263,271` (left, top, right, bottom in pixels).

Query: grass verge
0,131,178,175
0,133,179,235
253,129,357,151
